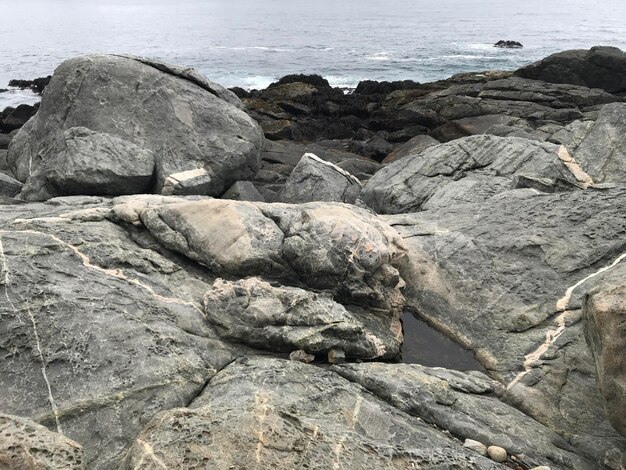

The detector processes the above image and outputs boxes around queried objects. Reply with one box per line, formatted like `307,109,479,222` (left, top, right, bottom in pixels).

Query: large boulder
7,54,263,200
515,46,626,94
584,264,626,438
383,188,626,466
275,152,362,204
125,357,502,469
0,413,84,469
361,134,587,214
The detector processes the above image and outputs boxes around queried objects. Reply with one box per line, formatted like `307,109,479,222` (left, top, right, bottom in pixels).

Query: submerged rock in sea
494,40,523,48
8,54,263,200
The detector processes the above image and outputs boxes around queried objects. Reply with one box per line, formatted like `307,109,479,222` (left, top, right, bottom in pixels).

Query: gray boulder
382,134,439,164
204,277,402,359
361,135,584,214
222,180,265,201
0,413,84,469
20,127,155,200
125,357,502,469
333,363,592,469
276,153,362,204
0,171,22,197
7,54,263,200
383,188,626,466
515,46,626,94
584,264,626,438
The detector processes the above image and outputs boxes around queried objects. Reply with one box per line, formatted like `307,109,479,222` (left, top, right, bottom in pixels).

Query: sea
1,0,626,109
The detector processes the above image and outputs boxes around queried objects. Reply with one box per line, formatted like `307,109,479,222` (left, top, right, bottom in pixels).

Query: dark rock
276,153,362,204
125,357,502,469
270,73,331,89
0,413,84,469
0,104,37,132
8,75,52,94
229,86,249,98
584,264,626,438
335,158,381,182
494,40,523,48
348,134,394,161
515,46,626,94
7,54,263,199
222,180,265,202
0,171,23,197
0,133,12,150
354,79,420,95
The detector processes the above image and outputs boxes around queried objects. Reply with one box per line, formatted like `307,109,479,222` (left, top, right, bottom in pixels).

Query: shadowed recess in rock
401,310,485,371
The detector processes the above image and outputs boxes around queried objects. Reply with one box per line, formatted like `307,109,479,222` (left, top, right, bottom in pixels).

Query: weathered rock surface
276,153,362,204
584,264,626,438
125,357,502,469
0,171,22,197
384,188,626,466
0,200,235,469
140,199,407,312
333,363,591,469
382,134,439,164
515,46,626,94
7,54,263,199
222,180,265,201
361,135,585,214
0,413,84,469
204,277,402,359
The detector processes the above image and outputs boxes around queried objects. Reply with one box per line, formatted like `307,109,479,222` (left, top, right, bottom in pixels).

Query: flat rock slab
125,357,503,469
384,187,626,466
332,363,592,469
8,54,263,200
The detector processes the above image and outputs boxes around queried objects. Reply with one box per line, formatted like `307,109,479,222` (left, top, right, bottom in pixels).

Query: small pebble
487,445,508,462
463,438,487,456
289,350,315,363
328,349,346,364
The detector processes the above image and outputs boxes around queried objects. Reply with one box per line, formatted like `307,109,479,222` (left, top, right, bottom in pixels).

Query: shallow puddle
401,310,485,371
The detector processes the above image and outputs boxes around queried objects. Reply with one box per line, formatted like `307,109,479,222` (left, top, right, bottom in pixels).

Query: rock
0,171,22,197
7,54,263,199
19,127,155,201
8,75,51,94
384,188,626,464
270,73,330,89
494,40,523,48
0,204,235,468
203,277,402,360
487,445,508,462
125,357,503,469
332,362,589,469
382,134,439,164
584,267,626,437
567,103,626,183
335,158,380,182
0,103,37,133
276,153,362,204
0,133,12,149
349,134,394,161
222,180,265,201
328,349,346,364
160,168,212,196
288,349,315,363
515,46,626,93
354,79,420,95
361,135,584,214
140,199,407,312
531,467,552,470
464,439,488,456
0,413,84,469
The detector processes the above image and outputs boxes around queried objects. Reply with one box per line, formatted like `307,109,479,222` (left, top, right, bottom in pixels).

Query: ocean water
1,0,626,108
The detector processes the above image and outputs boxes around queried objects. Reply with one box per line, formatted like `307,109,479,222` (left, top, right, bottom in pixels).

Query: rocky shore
1,46,626,469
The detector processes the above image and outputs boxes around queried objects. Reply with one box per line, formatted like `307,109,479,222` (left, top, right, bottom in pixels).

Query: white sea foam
366,52,391,61
0,88,41,110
